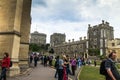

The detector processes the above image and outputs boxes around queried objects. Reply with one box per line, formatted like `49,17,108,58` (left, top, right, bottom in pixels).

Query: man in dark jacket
105,52,120,80
34,53,38,67
54,56,59,78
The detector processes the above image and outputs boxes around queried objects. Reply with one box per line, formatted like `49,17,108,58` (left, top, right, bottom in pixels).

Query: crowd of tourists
29,52,86,80
29,53,54,67
1,51,120,80
53,54,89,80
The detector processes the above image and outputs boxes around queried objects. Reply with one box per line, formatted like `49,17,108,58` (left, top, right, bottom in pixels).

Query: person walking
58,56,65,80
0,52,10,80
105,52,120,80
77,57,82,68
49,56,53,66
34,53,38,67
30,54,33,64
44,55,47,67
64,55,71,75
94,59,97,67
71,57,77,76
54,56,59,78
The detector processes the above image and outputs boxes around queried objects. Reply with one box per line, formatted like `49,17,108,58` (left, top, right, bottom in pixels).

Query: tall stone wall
19,0,32,69
0,0,24,76
0,0,32,76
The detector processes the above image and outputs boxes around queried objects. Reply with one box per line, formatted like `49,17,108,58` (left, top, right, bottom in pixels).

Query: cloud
31,20,97,43
32,0,47,7
31,0,120,43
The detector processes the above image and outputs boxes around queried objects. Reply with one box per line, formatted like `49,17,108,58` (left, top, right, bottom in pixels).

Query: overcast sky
31,0,120,43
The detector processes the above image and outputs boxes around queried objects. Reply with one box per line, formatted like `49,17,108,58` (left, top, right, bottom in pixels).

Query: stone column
0,0,24,76
19,0,32,69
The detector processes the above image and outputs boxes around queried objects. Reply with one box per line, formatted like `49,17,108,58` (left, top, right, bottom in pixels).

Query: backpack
100,60,107,75
9,61,13,67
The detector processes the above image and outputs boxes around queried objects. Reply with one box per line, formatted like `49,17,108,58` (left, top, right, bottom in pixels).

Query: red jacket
1,57,10,68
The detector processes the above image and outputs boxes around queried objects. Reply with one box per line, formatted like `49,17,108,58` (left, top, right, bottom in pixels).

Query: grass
91,60,101,65
79,66,105,80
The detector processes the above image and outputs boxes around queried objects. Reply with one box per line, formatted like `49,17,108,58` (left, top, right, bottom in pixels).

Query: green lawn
79,66,105,80
91,60,101,65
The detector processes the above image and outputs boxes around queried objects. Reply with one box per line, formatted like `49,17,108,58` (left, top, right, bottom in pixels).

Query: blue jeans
66,68,71,75
0,67,7,80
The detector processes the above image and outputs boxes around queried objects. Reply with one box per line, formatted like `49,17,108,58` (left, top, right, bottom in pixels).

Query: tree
88,48,100,56
49,48,54,54
29,43,40,52
44,44,50,51
29,43,50,52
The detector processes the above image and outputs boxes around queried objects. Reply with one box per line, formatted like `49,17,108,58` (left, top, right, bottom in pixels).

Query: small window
112,43,115,46
94,31,96,35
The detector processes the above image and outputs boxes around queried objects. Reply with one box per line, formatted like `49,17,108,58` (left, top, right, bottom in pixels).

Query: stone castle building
49,20,120,59
0,0,32,76
53,20,116,57
30,31,46,45
53,37,88,58
87,20,114,55
50,33,66,47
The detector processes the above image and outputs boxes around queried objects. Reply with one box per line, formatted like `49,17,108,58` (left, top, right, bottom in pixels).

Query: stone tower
50,33,66,47
87,20,114,56
0,0,32,76
30,31,47,45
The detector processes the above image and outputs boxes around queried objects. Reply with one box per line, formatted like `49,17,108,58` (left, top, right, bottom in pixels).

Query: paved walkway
69,67,81,80
8,64,80,80
8,64,57,80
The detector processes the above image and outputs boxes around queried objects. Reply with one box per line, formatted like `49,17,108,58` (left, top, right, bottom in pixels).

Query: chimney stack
80,37,82,41
72,39,74,42
102,20,104,24
84,36,86,40
88,24,91,27
68,40,71,43
105,21,109,26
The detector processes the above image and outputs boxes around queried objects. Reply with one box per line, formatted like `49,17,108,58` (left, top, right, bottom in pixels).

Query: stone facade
30,31,46,45
50,33,66,47
0,0,32,76
19,0,32,70
87,20,114,55
51,20,117,57
107,38,120,59
53,37,88,58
